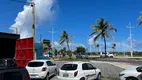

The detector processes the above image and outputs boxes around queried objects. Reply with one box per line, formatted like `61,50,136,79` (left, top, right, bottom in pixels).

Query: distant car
76,53,88,59
119,66,142,80
57,61,101,80
0,58,30,80
100,52,114,58
26,60,57,80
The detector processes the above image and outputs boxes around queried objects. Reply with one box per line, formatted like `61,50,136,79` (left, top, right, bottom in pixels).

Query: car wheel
45,73,49,80
126,77,138,80
96,73,101,80
80,77,85,80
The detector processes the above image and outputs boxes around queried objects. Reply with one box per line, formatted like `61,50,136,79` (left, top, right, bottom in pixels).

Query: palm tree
59,31,71,51
90,18,117,57
112,43,116,54
95,44,100,54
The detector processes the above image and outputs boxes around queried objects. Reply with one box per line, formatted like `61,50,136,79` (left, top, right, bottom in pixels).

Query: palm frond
138,21,142,26
137,16,142,26
60,39,65,45
108,27,117,32
105,32,114,40
90,31,98,36
94,33,102,42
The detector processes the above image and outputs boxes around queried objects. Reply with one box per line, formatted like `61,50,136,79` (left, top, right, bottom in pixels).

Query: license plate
63,73,68,77
30,74,37,76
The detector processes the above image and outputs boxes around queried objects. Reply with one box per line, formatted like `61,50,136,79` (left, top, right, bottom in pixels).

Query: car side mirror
136,67,142,72
52,63,56,66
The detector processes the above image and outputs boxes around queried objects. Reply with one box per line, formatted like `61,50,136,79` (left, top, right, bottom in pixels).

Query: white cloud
10,0,58,38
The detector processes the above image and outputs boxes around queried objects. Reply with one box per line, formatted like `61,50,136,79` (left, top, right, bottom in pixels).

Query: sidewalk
90,61,137,69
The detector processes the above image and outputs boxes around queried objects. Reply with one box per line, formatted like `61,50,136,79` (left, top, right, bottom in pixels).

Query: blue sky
1,0,142,51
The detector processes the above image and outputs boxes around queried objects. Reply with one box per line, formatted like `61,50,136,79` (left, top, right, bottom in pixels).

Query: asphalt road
95,59,142,66
49,61,124,80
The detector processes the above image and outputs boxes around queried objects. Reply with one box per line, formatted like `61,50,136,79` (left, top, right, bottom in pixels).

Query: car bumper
29,72,46,79
119,76,126,80
57,76,80,80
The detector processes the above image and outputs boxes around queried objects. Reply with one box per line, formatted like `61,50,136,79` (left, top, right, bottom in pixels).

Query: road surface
50,61,124,80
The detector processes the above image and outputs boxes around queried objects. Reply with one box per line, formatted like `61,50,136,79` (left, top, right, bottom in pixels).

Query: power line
19,9,30,33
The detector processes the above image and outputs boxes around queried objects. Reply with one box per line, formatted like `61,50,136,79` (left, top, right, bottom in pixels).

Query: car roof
64,61,89,64
29,60,53,62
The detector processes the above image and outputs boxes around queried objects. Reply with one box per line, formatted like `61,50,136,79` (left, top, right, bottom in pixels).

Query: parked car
100,52,114,58
76,53,88,59
26,60,57,80
119,66,142,80
0,58,30,80
0,58,17,67
57,61,101,80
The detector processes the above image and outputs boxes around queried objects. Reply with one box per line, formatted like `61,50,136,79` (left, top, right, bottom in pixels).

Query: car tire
45,73,49,80
80,77,85,80
126,77,138,80
96,73,101,80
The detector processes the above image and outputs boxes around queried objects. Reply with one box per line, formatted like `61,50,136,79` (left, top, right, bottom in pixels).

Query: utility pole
126,22,135,57
10,0,36,59
31,2,35,38
49,27,55,49
39,34,42,43
31,2,36,59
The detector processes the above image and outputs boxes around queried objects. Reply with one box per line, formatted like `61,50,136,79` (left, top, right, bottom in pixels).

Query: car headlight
119,73,125,77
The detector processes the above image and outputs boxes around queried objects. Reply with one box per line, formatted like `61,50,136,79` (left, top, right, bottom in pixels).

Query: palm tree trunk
104,36,107,57
66,41,70,51
66,41,72,59
98,47,99,54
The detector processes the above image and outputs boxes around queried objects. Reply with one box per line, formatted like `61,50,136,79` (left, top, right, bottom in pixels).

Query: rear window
61,64,78,70
0,59,17,67
28,62,44,67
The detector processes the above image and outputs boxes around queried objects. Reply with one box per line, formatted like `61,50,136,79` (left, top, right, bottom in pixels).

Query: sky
0,0,142,52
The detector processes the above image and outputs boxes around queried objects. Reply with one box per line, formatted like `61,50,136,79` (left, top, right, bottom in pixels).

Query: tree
43,44,48,52
75,46,86,54
59,31,71,51
112,43,116,53
59,31,72,58
95,44,100,54
90,18,117,57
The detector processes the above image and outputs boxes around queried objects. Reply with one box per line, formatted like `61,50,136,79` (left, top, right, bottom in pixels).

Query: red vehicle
0,32,35,67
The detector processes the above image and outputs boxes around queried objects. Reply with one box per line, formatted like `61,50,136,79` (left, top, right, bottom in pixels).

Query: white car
26,60,57,80
57,61,101,80
100,52,114,58
119,66,142,80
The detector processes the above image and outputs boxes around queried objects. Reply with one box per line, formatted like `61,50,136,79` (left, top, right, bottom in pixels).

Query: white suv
26,60,57,80
57,61,101,80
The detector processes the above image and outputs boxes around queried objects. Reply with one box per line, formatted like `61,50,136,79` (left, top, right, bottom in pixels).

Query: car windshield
61,64,78,70
28,62,44,67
